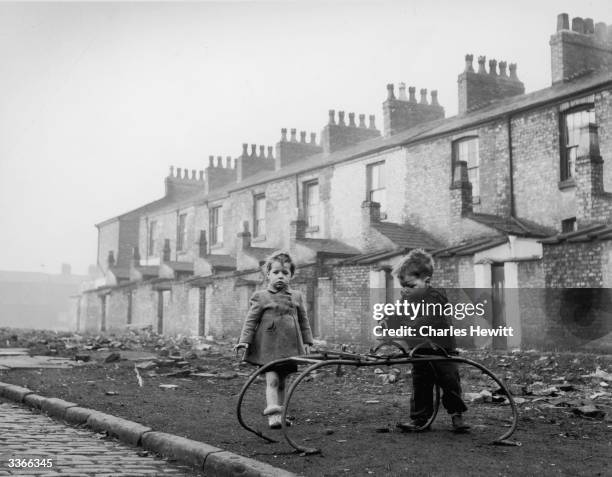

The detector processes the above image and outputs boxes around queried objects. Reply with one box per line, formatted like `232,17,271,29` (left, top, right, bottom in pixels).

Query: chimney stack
550,12,612,84
383,83,445,136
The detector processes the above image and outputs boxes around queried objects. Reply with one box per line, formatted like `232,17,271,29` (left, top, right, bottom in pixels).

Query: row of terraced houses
79,13,612,352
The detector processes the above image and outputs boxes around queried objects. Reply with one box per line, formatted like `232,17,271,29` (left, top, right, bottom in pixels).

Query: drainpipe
507,114,515,218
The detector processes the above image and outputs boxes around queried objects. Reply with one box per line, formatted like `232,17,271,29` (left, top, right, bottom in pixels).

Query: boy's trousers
410,359,468,422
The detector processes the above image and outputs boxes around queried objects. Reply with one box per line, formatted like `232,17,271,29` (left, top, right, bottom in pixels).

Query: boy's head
393,249,434,289
263,251,296,290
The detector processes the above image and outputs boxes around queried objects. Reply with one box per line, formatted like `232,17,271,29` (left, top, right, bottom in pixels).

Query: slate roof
296,238,360,256
204,254,237,270
432,237,509,257
372,221,443,250
164,261,194,273
467,214,555,238
539,224,612,244
338,248,408,265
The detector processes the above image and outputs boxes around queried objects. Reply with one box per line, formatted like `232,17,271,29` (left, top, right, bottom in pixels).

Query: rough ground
0,328,611,477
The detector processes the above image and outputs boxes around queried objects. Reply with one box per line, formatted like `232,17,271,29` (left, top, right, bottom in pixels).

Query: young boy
393,249,470,432
235,251,313,429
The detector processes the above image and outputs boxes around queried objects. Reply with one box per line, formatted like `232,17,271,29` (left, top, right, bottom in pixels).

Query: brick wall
97,220,119,273
330,265,371,343
106,290,128,331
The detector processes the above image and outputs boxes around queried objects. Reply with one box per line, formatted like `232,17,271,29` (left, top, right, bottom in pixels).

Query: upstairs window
148,220,157,256
561,106,596,181
561,217,576,234
366,161,386,215
304,181,320,228
176,213,187,252
452,137,480,203
254,195,266,238
210,207,223,246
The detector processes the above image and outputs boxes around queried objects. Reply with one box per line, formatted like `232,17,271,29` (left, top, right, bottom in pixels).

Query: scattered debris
159,384,178,390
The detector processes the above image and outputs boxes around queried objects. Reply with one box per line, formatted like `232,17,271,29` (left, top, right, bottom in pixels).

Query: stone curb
0,383,33,402
0,380,298,477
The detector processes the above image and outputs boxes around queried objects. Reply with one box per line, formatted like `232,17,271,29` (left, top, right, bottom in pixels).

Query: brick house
79,13,612,351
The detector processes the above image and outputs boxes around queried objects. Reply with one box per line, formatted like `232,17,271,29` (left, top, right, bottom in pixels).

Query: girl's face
268,260,292,290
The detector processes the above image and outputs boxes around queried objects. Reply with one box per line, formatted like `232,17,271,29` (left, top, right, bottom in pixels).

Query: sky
0,0,610,276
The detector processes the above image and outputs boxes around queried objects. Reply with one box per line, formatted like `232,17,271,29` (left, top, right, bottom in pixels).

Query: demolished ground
1,327,611,476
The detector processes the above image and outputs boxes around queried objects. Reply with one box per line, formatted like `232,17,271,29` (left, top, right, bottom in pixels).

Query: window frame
303,180,320,229
561,217,576,234
366,161,386,215
210,206,223,246
452,136,480,204
148,220,157,257
253,194,266,238
176,213,187,252
559,104,596,182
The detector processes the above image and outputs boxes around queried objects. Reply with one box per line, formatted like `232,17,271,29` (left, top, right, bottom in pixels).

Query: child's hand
303,345,311,355
234,343,248,360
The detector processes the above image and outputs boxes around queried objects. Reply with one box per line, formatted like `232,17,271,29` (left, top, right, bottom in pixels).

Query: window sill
558,178,576,190
210,243,224,250
306,226,319,233
252,235,266,243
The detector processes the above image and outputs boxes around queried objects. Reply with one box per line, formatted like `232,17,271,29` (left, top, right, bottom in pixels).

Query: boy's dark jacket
395,286,457,351
239,287,314,366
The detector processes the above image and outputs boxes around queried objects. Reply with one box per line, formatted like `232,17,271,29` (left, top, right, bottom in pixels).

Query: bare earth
0,330,611,477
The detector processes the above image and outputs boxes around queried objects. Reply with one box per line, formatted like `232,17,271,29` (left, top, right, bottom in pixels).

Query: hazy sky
0,0,609,275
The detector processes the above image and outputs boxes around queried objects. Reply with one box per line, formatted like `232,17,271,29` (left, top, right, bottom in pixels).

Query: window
254,195,266,237
453,137,480,203
304,181,320,228
148,221,157,256
561,217,576,234
366,161,386,214
210,207,223,246
176,213,187,252
561,106,596,181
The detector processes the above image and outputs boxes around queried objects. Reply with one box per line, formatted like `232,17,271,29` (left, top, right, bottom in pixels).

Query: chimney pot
208,156,214,167
199,170,204,180
477,56,486,73
386,83,395,100
464,54,474,72
358,114,366,128
368,115,376,129
572,17,584,34
338,111,346,126
328,109,336,125
216,156,222,167
310,132,316,144
242,143,248,156
398,82,407,100
191,169,196,179
488,59,497,75
177,167,182,178
250,144,257,157
300,131,306,142
509,63,518,80
431,90,439,106
183,168,189,179
267,146,273,159
169,165,174,177
408,86,417,103
281,128,287,141
290,128,297,142
584,18,595,34
259,145,265,158
348,112,356,127
226,156,232,168
419,88,428,104
595,22,607,41
498,61,508,77
557,13,569,31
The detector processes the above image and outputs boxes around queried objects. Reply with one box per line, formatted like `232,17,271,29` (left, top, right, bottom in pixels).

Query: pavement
0,399,202,476
0,382,297,477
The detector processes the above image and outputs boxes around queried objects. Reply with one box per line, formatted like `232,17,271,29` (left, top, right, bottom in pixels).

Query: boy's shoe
451,413,470,433
396,420,430,432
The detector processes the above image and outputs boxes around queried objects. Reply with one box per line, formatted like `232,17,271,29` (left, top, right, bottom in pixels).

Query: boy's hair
263,251,296,276
393,248,434,278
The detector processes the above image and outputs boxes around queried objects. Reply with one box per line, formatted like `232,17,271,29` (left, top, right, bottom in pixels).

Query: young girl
235,251,314,428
